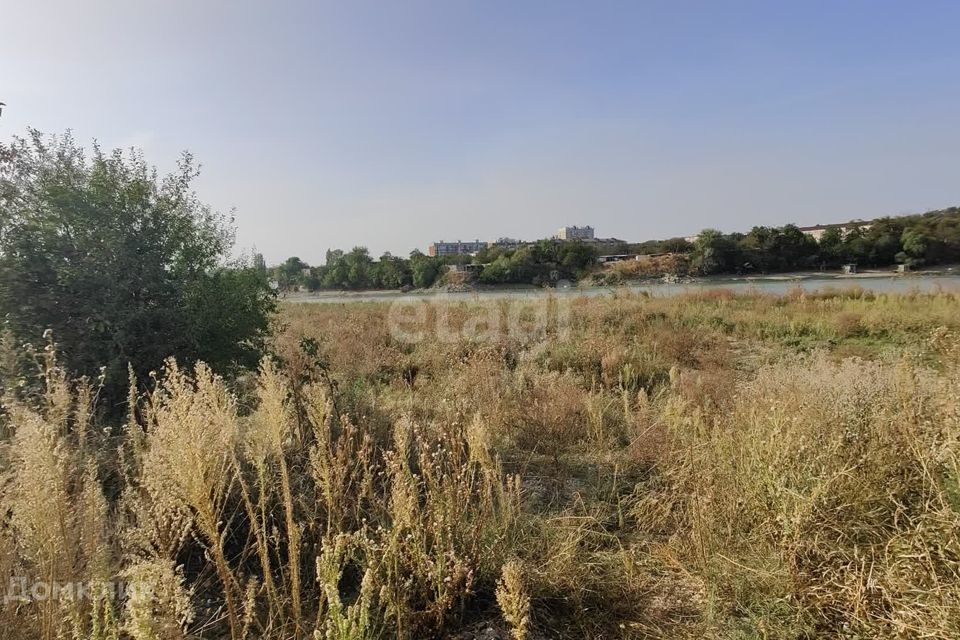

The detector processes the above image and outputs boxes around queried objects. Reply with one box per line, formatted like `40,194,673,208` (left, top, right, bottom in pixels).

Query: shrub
0,130,275,406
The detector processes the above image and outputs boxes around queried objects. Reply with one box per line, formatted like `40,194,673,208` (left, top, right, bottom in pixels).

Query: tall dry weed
641,352,960,637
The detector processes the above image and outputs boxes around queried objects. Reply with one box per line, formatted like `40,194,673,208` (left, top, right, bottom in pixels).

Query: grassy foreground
2,289,960,639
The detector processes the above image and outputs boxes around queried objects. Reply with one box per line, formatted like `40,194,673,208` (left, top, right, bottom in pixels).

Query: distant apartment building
428,240,486,257
554,225,595,241
798,221,872,241
489,237,523,251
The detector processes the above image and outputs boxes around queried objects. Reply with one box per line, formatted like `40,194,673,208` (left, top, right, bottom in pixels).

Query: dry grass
592,254,691,284
1,290,959,638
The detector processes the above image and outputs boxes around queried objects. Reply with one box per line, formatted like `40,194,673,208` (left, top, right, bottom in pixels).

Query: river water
286,272,960,305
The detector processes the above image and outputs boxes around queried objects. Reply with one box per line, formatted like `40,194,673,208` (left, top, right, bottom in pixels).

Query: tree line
269,240,601,291
685,208,960,275
272,207,960,292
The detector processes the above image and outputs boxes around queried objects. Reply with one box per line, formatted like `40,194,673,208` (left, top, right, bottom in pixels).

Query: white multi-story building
555,225,595,240
428,240,486,257
798,221,872,241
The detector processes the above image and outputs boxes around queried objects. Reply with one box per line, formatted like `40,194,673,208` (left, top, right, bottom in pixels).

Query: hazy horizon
3,0,959,264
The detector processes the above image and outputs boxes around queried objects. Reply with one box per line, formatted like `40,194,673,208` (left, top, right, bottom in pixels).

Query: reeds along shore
1,289,959,639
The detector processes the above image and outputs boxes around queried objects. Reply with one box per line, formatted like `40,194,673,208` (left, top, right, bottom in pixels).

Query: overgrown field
2,289,960,639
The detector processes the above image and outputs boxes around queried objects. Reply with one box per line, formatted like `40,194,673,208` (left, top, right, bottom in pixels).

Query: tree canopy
684,210,960,275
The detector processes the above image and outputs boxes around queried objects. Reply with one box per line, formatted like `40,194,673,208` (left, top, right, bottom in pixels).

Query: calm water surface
287,273,960,305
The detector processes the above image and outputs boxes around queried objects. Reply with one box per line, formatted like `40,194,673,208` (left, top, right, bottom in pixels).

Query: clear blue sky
2,0,959,263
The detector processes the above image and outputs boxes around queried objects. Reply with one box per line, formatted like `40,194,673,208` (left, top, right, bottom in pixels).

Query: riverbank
713,264,958,282
282,265,960,304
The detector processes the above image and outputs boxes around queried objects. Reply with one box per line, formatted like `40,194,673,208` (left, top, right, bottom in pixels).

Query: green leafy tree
302,268,321,291
842,227,872,265
773,225,818,270
374,252,411,289
276,256,309,290
479,255,511,284
326,248,345,264
740,226,777,271
660,237,694,254
322,249,350,288
344,246,374,288
901,228,928,262
864,219,904,266
409,250,442,288
691,229,738,275
252,251,267,275
557,241,599,276
818,227,844,266
0,130,275,402
474,245,504,263
506,247,538,282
